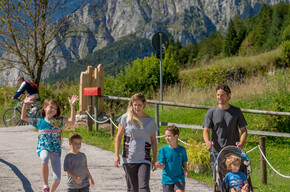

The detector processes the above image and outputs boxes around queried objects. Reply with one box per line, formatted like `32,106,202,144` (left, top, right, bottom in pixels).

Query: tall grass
155,68,289,108
180,48,282,88
154,74,269,106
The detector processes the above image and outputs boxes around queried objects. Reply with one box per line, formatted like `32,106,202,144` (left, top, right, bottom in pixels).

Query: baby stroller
213,146,254,192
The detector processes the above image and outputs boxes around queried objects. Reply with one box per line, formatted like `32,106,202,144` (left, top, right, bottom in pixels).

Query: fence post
259,136,267,185
155,103,160,143
87,104,93,132
110,113,115,140
94,96,99,132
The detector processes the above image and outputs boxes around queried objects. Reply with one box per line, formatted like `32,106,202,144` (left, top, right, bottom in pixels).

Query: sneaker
43,186,50,192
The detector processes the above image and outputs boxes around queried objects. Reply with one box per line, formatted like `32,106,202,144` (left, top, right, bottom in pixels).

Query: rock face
1,0,288,85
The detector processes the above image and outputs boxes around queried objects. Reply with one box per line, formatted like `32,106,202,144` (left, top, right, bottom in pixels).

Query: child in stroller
225,155,249,192
213,146,254,192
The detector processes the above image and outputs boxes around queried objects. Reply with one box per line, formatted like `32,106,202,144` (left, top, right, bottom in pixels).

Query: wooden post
155,103,160,143
94,96,98,131
259,136,267,185
79,65,104,114
87,104,93,132
110,113,115,140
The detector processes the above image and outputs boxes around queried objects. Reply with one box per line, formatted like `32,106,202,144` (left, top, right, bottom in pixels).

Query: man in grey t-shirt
202,84,248,171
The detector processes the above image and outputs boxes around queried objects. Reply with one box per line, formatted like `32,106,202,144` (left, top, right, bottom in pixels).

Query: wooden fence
98,95,290,138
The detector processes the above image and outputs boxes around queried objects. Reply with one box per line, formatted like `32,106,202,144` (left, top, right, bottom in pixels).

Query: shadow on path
0,158,34,192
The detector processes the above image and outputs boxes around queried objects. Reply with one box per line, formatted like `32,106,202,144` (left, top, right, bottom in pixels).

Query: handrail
85,95,290,138
160,122,290,138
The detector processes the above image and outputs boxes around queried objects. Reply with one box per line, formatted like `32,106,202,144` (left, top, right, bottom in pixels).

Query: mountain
1,0,289,85
44,34,154,84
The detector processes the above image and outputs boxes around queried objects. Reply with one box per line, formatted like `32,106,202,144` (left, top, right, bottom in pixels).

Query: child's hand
155,162,165,169
23,97,34,105
184,169,190,177
242,183,249,191
152,160,157,171
74,176,83,184
90,178,95,187
68,95,79,106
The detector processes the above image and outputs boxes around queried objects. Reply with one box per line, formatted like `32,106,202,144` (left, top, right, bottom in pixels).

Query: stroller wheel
214,185,221,192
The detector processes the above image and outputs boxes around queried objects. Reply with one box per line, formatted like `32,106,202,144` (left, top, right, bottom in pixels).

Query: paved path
0,126,212,192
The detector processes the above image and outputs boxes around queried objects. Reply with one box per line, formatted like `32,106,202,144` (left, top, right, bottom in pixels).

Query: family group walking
113,84,248,192
17,81,248,192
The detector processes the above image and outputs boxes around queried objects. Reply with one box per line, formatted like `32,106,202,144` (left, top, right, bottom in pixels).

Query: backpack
25,81,39,91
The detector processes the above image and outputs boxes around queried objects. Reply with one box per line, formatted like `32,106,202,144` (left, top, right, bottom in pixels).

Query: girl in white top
114,93,158,192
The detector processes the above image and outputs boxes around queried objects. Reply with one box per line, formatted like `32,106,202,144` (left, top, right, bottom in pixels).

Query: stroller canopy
216,145,251,179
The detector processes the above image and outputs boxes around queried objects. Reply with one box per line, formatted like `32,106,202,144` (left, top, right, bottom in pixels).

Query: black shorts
67,185,89,192
162,181,185,192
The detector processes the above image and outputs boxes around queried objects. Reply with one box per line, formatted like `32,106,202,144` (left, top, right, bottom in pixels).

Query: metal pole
159,33,163,109
155,103,160,143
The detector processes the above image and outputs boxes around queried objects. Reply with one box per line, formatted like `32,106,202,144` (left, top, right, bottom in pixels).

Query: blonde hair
226,155,241,170
126,93,146,128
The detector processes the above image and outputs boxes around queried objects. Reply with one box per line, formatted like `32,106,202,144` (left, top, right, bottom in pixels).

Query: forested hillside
45,34,154,84
171,2,290,67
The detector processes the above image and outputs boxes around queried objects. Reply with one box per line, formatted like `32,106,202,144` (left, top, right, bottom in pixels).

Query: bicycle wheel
3,108,22,127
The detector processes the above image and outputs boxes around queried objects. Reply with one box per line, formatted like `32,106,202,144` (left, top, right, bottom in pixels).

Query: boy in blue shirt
156,125,189,192
225,155,249,192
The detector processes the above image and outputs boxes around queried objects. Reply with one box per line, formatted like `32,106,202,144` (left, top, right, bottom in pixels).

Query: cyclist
12,76,40,112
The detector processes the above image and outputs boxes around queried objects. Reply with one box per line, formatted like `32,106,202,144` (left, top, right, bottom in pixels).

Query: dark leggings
123,163,151,192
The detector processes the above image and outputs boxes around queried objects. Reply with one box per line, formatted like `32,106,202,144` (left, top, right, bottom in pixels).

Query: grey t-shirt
117,113,159,165
64,152,89,189
202,105,247,153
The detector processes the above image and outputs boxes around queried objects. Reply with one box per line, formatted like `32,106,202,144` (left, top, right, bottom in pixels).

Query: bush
105,53,180,98
181,64,248,88
261,70,290,132
282,25,290,41
39,81,80,115
281,40,290,67
185,139,210,173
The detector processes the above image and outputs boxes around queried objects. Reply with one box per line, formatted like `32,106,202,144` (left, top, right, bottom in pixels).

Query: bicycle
2,100,41,127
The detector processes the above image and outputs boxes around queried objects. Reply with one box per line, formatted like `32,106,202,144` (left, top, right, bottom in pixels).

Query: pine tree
224,20,239,56
265,2,288,49
255,4,272,50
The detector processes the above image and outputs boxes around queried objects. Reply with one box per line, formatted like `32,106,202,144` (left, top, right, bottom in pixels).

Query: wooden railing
98,95,290,138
